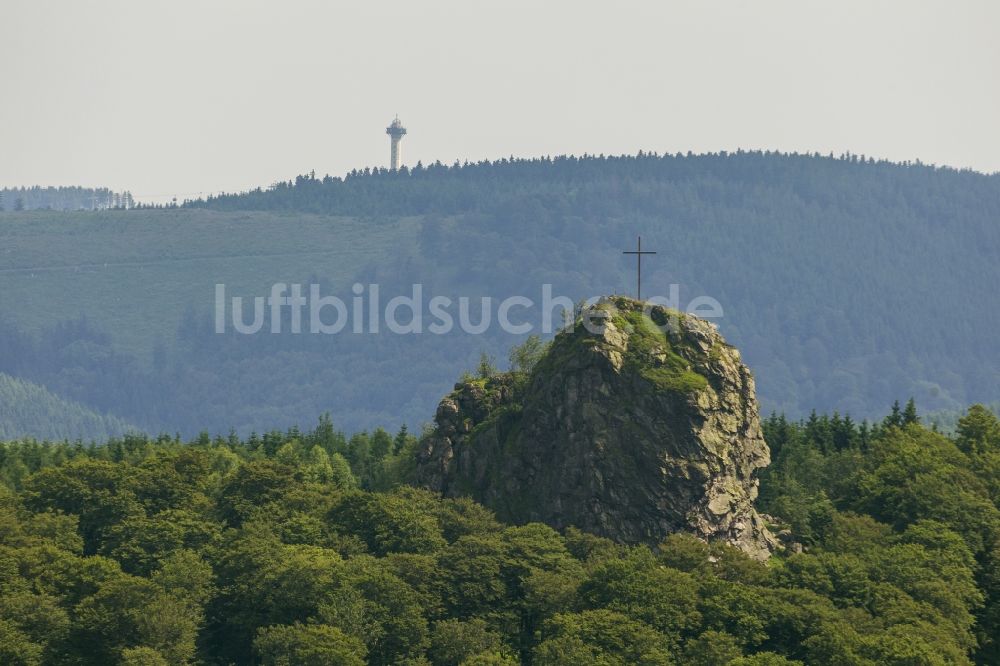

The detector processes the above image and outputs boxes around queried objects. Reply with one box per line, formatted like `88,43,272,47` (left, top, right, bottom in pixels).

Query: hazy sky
3,1,998,202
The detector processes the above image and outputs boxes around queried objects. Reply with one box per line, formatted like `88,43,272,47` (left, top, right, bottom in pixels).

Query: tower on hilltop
385,116,407,170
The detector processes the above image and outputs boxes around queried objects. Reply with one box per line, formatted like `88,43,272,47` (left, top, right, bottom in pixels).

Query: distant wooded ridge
187,150,998,214
0,150,997,437
0,185,134,211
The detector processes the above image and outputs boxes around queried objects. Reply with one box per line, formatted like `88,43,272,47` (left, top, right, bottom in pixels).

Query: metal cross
623,236,657,301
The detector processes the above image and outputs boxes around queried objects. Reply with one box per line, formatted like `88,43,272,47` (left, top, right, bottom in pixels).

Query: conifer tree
393,424,410,455
885,400,903,428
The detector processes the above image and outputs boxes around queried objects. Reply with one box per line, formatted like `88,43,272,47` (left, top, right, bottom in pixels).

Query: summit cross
622,236,657,301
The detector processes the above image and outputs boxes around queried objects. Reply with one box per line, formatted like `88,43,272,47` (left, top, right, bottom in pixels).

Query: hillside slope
0,372,135,441
0,152,998,435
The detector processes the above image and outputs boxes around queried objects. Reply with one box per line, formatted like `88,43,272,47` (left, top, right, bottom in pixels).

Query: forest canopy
1,403,999,665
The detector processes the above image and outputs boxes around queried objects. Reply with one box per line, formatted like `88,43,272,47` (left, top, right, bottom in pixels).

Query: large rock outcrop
415,297,777,559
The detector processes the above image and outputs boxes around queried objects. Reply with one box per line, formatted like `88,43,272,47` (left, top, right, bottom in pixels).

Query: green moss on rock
617,309,708,395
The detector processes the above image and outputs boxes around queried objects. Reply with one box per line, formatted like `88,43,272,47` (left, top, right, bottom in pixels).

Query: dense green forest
926,403,1000,435
1,152,998,437
0,403,998,664
0,373,135,441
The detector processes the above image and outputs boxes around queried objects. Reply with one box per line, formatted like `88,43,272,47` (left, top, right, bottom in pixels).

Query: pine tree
858,420,871,451
885,400,903,428
393,424,410,455
902,398,919,425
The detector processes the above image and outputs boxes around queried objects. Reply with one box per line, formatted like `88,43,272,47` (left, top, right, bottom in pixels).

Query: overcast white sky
2,1,998,202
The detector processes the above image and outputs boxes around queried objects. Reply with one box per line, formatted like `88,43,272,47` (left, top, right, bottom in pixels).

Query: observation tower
386,116,407,170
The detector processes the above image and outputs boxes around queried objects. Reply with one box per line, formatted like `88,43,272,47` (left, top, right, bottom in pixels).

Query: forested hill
190,151,999,217
189,152,1000,421
0,372,135,441
1,152,998,436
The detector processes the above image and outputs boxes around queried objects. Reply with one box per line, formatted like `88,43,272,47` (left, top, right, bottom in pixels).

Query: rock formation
415,297,777,559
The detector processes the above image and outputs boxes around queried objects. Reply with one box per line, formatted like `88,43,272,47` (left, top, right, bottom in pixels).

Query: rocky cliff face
415,297,777,559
